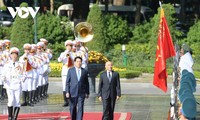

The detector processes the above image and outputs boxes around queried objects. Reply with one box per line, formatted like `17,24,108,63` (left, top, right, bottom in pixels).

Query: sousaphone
74,22,94,42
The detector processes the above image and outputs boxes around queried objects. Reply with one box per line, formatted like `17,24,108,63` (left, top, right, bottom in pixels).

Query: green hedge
48,66,199,79
119,70,142,78
49,69,141,78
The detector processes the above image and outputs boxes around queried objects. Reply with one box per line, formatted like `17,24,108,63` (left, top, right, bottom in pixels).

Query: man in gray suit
66,56,89,120
98,61,121,120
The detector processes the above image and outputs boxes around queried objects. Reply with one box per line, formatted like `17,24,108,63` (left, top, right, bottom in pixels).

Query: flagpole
159,1,162,8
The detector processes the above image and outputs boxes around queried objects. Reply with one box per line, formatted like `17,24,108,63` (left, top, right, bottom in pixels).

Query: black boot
2,87,7,99
38,86,43,100
21,91,27,106
62,91,69,107
8,106,13,120
41,85,45,99
13,107,20,120
31,90,36,104
0,85,3,100
44,83,49,98
35,88,39,102
27,91,34,107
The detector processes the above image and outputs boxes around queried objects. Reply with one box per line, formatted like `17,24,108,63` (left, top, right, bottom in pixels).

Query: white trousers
38,75,43,87
22,78,32,91
32,79,37,90
62,75,67,91
6,88,21,107
0,79,3,85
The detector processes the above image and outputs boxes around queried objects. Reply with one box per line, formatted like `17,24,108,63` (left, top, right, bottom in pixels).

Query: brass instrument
23,57,28,61
5,45,10,50
74,22,94,42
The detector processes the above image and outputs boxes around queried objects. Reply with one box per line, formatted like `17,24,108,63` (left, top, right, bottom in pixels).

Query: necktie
109,72,111,82
77,69,80,81
13,62,15,67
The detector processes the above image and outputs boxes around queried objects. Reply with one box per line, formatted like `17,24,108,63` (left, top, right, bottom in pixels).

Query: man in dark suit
66,56,89,120
98,61,121,120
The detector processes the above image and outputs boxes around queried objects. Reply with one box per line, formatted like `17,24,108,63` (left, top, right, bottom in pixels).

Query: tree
86,4,105,52
135,0,141,24
10,2,33,51
0,0,5,7
103,14,130,50
131,4,182,59
37,12,73,44
50,0,54,14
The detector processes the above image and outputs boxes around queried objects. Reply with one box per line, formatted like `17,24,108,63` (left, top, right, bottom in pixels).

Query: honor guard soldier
3,39,11,62
58,40,74,107
40,38,52,98
36,42,48,100
75,40,88,69
0,42,7,101
2,47,25,120
19,43,35,106
29,44,39,104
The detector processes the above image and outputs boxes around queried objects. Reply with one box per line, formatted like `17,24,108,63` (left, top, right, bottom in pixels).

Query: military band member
0,42,6,101
36,42,48,100
2,47,25,120
40,38,52,98
29,45,39,104
19,43,34,106
74,40,88,69
1,39,11,100
58,40,74,107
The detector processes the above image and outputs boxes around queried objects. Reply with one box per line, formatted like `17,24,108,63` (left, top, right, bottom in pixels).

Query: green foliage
131,22,152,43
0,26,11,39
181,21,200,66
48,42,65,61
183,20,200,44
130,4,182,60
190,43,200,64
194,71,200,79
108,43,152,67
119,70,142,78
0,6,7,11
86,4,105,52
37,12,73,44
49,69,61,77
10,2,33,51
103,14,131,50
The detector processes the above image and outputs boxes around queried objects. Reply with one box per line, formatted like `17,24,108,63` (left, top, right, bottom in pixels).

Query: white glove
2,76,6,82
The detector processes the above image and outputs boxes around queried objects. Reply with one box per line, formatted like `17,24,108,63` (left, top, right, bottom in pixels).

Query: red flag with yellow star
153,8,175,92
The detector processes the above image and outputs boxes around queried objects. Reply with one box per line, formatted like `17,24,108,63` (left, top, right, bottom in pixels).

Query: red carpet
0,112,132,120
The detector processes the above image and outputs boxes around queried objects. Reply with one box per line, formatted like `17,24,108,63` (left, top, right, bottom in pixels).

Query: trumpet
5,45,10,50
23,57,28,61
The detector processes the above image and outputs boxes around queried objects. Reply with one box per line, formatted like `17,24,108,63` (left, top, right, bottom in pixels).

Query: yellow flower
88,51,109,64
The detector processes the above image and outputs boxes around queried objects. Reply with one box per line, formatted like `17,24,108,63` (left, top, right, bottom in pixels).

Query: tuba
74,22,94,42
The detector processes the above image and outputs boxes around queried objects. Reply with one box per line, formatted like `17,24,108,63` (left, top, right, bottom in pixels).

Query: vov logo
7,7,40,19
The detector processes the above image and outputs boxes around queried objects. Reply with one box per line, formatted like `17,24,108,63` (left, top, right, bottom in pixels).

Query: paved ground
1,73,200,120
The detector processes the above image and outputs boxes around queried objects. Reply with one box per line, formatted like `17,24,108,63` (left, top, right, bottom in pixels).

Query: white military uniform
58,40,74,91
19,54,33,92
58,50,74,91
3,61,24,107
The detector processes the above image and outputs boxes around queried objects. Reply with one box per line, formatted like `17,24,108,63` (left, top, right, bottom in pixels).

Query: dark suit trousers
70,95,85,120
102,97,116,120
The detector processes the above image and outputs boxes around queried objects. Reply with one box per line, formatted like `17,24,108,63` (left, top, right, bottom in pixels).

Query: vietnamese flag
153,8,176,92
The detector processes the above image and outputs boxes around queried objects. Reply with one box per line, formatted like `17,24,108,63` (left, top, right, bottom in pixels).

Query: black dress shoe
27,102,34,107
21,102,27,106
62,102,69,107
